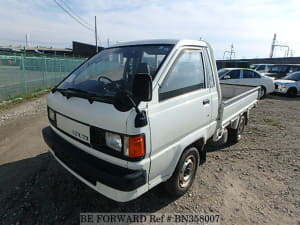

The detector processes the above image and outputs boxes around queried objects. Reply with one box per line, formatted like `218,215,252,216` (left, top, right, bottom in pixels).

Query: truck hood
275,79,295,85
47,92,130,133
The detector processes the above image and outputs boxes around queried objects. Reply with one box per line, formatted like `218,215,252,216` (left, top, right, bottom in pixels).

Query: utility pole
269,33,276,58
25,33,29,48
95,16,98,53
269,34,290,58
229,44,235,59
107,38,110,47
223,44,235,60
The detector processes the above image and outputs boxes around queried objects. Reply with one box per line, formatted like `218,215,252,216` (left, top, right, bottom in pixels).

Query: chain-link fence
0,54,85,102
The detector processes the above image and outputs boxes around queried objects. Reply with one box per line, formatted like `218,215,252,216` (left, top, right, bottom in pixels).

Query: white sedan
218,68,274,98
274,72,300,97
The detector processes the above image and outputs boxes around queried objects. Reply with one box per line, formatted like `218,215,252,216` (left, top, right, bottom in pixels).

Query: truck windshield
57,44,173,100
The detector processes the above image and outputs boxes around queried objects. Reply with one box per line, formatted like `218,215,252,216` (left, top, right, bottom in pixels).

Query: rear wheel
228,115,246,143
207,128,228,146
164,147,199,196
287,87,297,97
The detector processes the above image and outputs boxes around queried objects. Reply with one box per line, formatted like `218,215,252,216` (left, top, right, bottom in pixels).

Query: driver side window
159,49,206,101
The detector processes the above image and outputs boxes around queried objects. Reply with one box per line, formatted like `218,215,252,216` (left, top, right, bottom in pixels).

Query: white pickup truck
43,39,260,202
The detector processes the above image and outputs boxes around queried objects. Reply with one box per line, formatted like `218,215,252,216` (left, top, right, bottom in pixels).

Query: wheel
228,115,246,143
207,128,228,146
287,88,297,98
164,147,199,196
259,86,266,99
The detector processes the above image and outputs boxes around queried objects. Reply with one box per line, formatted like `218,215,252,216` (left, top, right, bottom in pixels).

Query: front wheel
259,86,266,99
228,115,246,143
164,147,199,196
287,88,297,98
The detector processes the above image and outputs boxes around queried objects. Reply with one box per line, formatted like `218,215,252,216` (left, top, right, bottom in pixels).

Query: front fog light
48,108,56,121
105,132,122,152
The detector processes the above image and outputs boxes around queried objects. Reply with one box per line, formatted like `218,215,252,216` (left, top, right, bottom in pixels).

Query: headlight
279,84,286,89
48,108,56,121
105,132,122,152
105,132,145,158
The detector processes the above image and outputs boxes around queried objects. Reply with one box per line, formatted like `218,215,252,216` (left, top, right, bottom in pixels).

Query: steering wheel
97,75,113,84
97,75,120,92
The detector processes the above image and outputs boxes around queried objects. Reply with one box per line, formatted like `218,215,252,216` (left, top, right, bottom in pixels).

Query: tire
164,147,199,196
287,88,297,98
228,115,246,143
207,128,228,146
259,86,266,99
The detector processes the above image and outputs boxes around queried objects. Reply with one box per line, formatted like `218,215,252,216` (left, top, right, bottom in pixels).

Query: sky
0,0,299,59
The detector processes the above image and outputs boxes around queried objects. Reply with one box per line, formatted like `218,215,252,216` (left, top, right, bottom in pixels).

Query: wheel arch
169,136,206,179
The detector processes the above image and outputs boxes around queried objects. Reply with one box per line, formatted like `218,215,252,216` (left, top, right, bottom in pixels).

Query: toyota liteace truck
43,39,260,202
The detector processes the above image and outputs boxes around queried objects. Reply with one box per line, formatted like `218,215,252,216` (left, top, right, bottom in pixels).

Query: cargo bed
215,84,260,136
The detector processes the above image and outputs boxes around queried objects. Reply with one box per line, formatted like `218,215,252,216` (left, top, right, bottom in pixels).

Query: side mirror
223,75,231,80
113,92,134,112
113,74,153,112
132,74,152,101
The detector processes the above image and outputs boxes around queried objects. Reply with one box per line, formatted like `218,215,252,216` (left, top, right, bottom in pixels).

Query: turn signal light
128,136,145,158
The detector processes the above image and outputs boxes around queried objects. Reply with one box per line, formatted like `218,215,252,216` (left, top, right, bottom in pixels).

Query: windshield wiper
52,87,102,104
66,88,97,95
52,87,94,94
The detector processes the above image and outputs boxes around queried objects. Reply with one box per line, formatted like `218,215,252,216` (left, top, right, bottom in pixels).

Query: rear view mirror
223,75,231,80
132,74,152,101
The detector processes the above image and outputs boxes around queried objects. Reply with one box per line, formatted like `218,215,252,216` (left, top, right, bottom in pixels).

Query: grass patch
0,88,51,110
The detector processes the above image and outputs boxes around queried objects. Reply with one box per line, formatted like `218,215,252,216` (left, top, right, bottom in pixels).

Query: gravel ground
0,94,299,225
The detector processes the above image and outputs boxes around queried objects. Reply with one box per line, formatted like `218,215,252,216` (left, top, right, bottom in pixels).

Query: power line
53,0,93,31
59,0,93,28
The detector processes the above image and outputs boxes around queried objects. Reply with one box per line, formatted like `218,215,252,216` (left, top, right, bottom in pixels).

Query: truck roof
111,39,209,48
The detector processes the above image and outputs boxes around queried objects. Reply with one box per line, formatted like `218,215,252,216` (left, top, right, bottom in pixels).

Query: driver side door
147,48,212,185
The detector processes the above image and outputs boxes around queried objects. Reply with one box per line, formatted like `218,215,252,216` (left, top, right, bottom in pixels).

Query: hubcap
179,155,196,188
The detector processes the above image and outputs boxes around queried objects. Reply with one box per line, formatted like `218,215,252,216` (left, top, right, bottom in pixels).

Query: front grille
90,126,106,148
49,110,136,160
90,126,125,158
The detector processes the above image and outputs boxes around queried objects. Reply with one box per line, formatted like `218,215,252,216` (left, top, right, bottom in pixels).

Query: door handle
203,99,210,105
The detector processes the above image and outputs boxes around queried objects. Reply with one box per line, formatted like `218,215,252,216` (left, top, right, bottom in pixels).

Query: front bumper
274,86,287,94
42,127,147,202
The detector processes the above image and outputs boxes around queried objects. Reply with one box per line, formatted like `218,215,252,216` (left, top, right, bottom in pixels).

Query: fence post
43,56,47,88
59,58,62,80
21,54,28,94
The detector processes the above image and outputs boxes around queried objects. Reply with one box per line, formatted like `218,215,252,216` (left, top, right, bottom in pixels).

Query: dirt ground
0,94,299,225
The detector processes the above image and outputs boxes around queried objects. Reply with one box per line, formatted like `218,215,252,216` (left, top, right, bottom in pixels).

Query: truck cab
43,39,259,202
